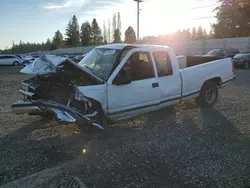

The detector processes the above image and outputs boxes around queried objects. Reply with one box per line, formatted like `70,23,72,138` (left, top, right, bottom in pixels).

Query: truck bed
177,56,224,69
180,57,234,100
186,56,223,68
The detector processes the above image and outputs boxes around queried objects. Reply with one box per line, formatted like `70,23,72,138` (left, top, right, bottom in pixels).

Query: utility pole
133,0,143,43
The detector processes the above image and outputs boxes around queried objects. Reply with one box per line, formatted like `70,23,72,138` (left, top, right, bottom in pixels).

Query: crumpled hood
20,55,68,75
20,54,104,84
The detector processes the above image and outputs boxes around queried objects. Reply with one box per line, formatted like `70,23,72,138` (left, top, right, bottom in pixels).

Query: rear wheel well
204,77,222,87
196,80,219,108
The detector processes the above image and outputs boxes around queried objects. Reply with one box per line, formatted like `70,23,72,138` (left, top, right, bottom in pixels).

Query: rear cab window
152,51,173,77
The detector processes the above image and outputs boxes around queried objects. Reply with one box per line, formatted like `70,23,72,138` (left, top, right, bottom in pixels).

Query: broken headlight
74,88,92,108
75,88,92,110
75,88,85,101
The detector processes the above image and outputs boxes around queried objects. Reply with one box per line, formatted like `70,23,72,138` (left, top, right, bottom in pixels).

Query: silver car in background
0,55,23,66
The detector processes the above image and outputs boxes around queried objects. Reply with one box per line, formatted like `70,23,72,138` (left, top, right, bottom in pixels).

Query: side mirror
113,70,131,85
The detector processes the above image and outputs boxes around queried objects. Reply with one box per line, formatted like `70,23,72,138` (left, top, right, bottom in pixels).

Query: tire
243,62,249,69
13,61,20,66
195,81,218,108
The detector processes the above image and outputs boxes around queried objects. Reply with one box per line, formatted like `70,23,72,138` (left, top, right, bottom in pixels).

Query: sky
0,0,218,49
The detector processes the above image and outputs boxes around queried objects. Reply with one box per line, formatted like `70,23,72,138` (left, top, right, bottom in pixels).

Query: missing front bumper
11,99,104,129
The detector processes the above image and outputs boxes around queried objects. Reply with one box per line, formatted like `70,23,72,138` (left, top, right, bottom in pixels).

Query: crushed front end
11,55,105,130
12,99,103,129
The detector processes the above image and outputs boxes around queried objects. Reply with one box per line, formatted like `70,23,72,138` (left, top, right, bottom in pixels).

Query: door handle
152,82,159,88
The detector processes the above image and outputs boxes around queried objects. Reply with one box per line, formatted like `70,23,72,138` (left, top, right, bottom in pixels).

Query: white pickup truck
12,44,235,129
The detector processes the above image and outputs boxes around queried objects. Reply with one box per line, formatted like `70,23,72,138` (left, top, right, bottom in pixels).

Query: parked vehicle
21,55,40,67
0,55,23,66
11,44,235,129
15,55,23,60
233,53,250,69
204,48,240,58
67,55,76,60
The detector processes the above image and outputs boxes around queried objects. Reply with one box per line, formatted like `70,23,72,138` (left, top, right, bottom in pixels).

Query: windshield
234,54,249,60
207,49,223,56
78,48,120,81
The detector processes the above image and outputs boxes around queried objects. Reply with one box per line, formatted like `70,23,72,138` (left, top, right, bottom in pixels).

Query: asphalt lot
0,66,250,187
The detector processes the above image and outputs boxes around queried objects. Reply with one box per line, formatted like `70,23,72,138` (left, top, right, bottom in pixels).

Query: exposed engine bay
12,56,105,129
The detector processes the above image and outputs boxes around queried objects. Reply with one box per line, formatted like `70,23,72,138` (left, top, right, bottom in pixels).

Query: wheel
13,61,20,66
195,81,218,108
243,62,249,69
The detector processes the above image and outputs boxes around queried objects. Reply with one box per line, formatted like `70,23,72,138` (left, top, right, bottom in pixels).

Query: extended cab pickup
11,44,235,129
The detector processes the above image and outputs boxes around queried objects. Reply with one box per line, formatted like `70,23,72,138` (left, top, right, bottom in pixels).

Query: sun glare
101,0,214,38
140,0,188,36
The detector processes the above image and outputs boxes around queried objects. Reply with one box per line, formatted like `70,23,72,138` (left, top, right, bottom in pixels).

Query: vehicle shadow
1,107,250,187
0,117,93,185
197,108,250,187
114,107,177,130
145,107,177,129
200,108,246,142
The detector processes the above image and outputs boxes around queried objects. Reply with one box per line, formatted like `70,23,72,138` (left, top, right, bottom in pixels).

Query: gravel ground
0,67,250,188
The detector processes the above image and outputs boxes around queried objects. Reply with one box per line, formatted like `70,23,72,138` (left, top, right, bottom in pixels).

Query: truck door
107,48,161,118
152,51,182,106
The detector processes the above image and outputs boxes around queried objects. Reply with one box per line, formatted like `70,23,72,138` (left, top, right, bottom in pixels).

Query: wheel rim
14,62,19,66
204,87,216,104
244,63,249,69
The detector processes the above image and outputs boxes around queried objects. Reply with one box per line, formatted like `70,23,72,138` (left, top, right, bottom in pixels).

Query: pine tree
185,29,192,40
45,38,52,50
196,26,203,40
192,27,197,40
113,29,121,43
91,18,103,45
52,30,64,49
117,12,121,31
107,19,111,43
124,26,136,43
208,29,213,39
103,21,107,44
112,13,117,42
203,29,208,39
65,15,80,47
80,22,92,46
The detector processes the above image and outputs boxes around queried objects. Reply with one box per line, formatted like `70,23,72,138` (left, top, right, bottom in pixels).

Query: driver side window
119,51,155,82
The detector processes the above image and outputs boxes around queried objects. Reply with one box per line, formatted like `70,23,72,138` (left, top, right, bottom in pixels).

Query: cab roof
97,43,170,50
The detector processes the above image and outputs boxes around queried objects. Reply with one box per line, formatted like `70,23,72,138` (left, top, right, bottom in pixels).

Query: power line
190,16,214,20
188,4,219,10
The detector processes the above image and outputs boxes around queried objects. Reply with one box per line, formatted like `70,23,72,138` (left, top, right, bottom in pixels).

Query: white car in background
0,55,23,66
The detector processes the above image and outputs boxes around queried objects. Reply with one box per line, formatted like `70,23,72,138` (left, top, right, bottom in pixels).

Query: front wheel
195,81,218,108
13,61,20,66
